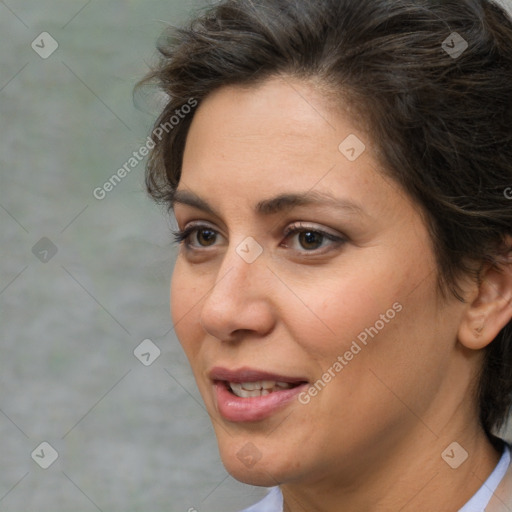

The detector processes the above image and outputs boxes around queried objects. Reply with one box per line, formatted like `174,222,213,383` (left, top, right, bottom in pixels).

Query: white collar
458,443,511,512
241,443,512,512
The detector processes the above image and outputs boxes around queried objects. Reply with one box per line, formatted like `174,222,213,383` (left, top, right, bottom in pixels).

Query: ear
458,244,512,350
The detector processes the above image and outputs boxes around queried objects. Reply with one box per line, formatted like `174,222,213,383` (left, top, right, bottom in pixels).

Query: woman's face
171,77,474,486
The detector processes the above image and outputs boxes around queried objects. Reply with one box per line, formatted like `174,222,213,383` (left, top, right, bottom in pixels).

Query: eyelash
171,223,345,254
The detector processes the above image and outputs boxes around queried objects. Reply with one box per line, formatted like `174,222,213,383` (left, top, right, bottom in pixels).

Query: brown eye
172,223,223,250
298,231,324,250
196,229,217,246
282,224,346,254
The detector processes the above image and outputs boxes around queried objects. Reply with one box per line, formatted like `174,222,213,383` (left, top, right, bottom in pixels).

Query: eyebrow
171,189,366,218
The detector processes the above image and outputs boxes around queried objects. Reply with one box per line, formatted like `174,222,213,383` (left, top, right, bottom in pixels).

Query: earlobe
458,247,512,351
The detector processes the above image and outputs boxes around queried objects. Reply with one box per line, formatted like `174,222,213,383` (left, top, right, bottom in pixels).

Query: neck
281,422,501,512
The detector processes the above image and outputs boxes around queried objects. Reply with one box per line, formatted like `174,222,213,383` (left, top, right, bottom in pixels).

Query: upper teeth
229,381,294,398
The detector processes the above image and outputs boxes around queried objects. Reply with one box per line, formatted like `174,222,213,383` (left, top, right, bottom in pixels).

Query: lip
209,366,309,422
209,366,308,384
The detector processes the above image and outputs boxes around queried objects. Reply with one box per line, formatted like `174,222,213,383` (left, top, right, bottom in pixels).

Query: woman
139,0,512,510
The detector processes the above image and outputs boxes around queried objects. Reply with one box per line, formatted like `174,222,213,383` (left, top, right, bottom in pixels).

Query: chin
225,462,280,487
216,436,296,487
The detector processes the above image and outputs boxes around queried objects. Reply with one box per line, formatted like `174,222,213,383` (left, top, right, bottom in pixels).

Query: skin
170,76,511,512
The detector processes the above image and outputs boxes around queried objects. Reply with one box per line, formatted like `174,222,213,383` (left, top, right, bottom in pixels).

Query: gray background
0,1,266,510
0,1,511,511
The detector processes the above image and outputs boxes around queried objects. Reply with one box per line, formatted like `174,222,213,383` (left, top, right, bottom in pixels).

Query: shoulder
239,487,283,512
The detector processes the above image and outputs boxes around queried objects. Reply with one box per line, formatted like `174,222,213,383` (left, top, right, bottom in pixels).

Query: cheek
316,266,450,418
296,247,445,392
283,262,406,362
170,260,204,359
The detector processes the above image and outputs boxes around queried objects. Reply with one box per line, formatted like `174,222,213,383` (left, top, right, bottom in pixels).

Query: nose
199,245,275,342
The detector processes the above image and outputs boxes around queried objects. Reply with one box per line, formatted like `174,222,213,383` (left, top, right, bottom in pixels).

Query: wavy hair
137,0,512,436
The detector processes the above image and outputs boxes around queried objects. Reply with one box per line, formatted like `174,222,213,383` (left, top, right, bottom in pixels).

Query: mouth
209,367,309,422
226,380,302,398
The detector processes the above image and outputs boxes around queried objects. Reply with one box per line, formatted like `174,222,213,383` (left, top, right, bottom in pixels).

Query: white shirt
241,444,511,512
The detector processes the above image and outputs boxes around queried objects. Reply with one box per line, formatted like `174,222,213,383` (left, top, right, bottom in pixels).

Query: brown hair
138,0,512,436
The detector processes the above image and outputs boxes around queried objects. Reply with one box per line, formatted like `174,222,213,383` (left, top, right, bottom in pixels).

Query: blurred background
0,1,267,510
0,1,511,511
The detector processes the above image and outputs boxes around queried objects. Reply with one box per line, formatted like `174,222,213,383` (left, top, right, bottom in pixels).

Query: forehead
183,77,340,163
179,77,413,223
